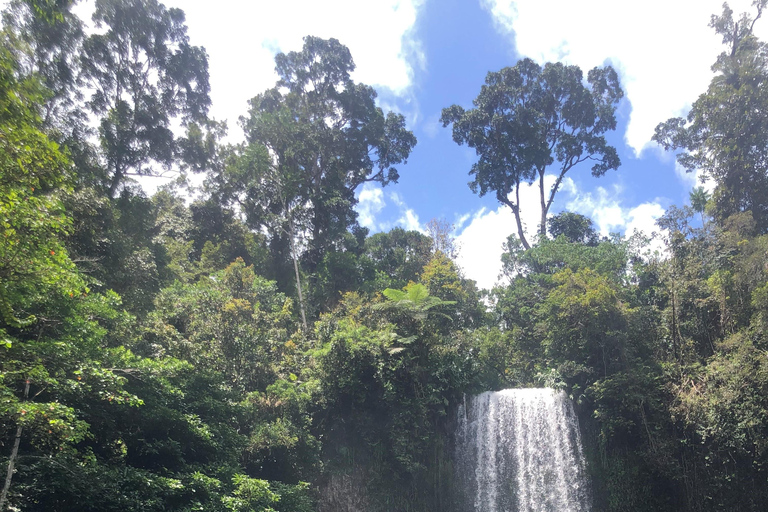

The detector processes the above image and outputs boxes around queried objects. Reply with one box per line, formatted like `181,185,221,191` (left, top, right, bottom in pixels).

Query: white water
455,389,591,512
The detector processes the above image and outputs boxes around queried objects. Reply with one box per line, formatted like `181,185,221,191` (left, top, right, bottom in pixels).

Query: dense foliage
2,1,768,511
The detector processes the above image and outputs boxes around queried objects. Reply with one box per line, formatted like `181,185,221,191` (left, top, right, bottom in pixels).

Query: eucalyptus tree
81,0,211,197
224,143,313,329
654,0,768,232
441,59,623,249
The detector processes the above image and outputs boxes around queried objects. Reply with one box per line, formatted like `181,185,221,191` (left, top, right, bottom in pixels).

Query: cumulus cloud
625,203,665,238
565,182,665,238
353,187,424,233
566,183,667,256
456,177,558,290
673,161,699,190
390,192,425,232
456,206,514,290
480,0,765,155
455,176,668,289
398,209,423,232
453,212,472,233
565,182,629,236
673,162,718,195
357,184,386,229
68,0,426,135
180,0,425,131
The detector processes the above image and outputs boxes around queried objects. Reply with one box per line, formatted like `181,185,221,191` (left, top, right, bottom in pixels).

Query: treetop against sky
36,0,768,288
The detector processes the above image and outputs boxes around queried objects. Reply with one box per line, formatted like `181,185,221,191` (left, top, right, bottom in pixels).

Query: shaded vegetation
1,1,768,511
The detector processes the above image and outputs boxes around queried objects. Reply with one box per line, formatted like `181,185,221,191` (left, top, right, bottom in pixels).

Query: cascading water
455,389,591,512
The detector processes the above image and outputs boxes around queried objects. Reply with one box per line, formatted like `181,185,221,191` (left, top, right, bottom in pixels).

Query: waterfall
455,389,591,512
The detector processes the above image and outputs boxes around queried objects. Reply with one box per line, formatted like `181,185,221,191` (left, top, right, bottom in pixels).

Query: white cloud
398,208,423,232
456,206,513,290
453,212,472,233
353,187,424,233
389,192,425,232
626,203,665,238
180,0,425,132
566,183,668,255
565,183,628,236
71,0,425,135
700,172,717,194
674,162,717,195
673,161,698,190
480,0,766,155
565,182,665,238
456,175,668,289
456,176,557,290
357,184,386,229
625,203,668,258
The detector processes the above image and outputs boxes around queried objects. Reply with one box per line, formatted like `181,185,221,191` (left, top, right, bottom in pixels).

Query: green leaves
147,259,293,393
237,36,416,269
442,58,623,248
223,475,278,512
222,476,312,512
378,282,456,322
81,0,211,197
382,283,430,303
654,2,768,232
0,36,81,340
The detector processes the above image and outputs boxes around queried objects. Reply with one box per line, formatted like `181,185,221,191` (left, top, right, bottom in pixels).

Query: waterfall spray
456,389,591,512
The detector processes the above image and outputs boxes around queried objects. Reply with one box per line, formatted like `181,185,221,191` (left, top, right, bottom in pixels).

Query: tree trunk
0,379,30,511
500,183,531,250
289,221,308,331
107,157,125,199
539,169,547,237
514,182,531,250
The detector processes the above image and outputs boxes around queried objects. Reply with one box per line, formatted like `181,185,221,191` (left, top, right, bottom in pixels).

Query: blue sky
67,0,765,289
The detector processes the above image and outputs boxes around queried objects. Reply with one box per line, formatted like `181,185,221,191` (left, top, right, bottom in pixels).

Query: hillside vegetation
2,1,768,510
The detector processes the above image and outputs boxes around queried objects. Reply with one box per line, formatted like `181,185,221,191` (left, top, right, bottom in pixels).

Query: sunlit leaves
441,58,622,247
654,1,768,231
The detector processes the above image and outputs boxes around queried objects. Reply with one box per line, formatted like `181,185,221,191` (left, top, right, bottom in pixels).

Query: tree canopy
654,0,768,231
2,1,768,512
441,58,623,249
82,0,211,197
238,36,416,266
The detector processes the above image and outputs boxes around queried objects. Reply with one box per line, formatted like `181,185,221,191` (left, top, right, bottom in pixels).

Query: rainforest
2,0,768,510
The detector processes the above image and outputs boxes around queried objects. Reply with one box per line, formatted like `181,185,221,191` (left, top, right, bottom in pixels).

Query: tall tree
0,28,134,508
215,36,417,321
0,24,75,346
81,0,210,197
2,0,85,134
212,140,312,329
441,59,623,249
654,1,768,232
360,228,433,292
239,36,417,269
